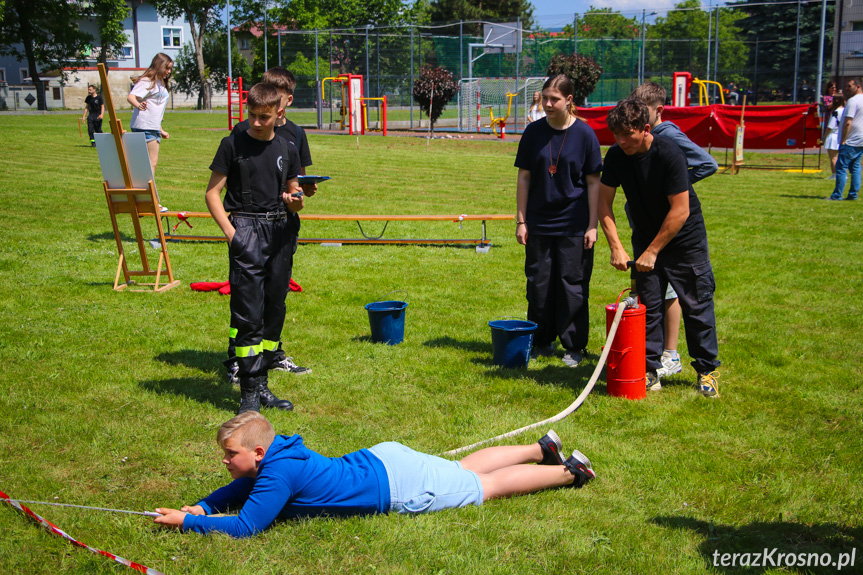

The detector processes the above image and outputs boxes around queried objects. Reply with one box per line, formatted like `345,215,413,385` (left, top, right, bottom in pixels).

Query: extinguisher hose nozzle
622,296,637,309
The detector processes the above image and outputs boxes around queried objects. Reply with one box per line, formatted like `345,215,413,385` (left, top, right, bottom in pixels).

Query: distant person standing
82,85,104,148
829,78,863,201
824,95,845,180
526,91,546,125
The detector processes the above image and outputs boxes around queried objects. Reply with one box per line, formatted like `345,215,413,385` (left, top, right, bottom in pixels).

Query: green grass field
0,111,861,574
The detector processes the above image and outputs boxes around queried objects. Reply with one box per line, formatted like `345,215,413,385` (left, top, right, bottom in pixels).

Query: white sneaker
656,352,682,377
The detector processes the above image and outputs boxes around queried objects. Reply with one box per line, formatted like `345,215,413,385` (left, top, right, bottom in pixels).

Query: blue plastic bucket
365,300,409,345
488,319,537,368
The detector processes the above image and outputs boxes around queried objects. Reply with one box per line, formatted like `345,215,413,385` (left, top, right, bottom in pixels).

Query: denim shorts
131,127,162,143
368,442,483,514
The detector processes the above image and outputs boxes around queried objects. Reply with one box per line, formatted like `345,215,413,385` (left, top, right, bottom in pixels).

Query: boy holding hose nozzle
597,98,722,398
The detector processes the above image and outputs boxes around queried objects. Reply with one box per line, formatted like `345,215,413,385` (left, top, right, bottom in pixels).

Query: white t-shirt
130,78,169,131
840,94,863,147
527,106,546,123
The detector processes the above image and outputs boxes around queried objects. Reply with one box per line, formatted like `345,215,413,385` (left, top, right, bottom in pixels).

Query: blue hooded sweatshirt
183,434,390,538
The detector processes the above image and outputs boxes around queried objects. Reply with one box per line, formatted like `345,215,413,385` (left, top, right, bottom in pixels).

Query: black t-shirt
600,135,706,253
210,131,301,213
514,118,602,236
84,94,104,116
232,118,312,168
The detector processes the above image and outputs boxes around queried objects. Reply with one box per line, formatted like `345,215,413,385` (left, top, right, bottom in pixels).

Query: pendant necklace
548,117,573,177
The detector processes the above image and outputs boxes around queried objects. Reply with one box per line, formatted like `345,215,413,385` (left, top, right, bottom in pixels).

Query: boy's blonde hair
217,412,276,451
261,67,296,97
631,82,666,108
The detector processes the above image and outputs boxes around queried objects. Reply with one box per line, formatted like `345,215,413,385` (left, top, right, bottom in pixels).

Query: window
52,87,61,100
239,38,250,50
853,21,863,31
120,46,133,58
0,69,6,83
162,27,182,48
20,68,29,82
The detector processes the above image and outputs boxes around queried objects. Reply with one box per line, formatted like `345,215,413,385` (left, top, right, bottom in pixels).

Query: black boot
257,377,294,411
238,377,261,414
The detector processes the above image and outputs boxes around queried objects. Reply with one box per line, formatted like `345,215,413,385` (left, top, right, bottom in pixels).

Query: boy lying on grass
153,412,595,538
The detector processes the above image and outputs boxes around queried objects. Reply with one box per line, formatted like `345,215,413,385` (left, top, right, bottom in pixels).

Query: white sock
663,349,679,360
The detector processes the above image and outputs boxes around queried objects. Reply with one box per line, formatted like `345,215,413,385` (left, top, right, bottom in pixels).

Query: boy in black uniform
226,67,315,382
598,98,721,398
206,83,304,413
82,85,104,147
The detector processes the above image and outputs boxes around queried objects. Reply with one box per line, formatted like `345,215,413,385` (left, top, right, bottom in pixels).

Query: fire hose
442,286,638,457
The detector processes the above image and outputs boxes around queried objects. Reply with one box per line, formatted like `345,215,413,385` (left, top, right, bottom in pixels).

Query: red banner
576,104,821,149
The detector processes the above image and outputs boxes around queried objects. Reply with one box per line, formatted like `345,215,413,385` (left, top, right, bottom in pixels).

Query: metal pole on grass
278,29,281,67
263,1,268,71
411,26,414,129
793,0,802,103
706,0,712,85
226,0,232,79
316,28,321,129
573,13,578,55
515,17,520,132
816,0,827,100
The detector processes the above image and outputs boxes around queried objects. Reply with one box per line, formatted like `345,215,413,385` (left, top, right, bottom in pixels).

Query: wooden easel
97,63,179,292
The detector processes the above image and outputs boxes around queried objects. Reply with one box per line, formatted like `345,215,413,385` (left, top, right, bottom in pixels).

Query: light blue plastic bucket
488,319,537,368
365,300,408,345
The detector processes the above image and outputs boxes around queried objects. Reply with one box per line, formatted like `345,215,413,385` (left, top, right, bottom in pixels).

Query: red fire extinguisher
605,288,646,400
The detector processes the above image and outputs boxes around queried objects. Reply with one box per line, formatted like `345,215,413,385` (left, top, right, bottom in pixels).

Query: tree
731,0,833,96
151,0,226,110
0,0,91,110
546,54,603,105
574,7,639,39
413,65,457,133
86,0,131,64
173,27,251,109
649,0,748,91
427,0,534,32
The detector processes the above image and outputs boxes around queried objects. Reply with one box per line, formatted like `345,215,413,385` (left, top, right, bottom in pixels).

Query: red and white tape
0,489,165,575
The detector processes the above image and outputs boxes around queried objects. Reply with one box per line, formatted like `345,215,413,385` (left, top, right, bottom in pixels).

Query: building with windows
0,0,191,110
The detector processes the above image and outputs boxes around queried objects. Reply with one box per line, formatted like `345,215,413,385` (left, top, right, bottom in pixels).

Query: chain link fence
263,2,838,129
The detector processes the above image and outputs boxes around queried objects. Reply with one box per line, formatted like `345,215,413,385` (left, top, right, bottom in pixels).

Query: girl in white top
127,53,173,178
824,94,845,179
527,90,546,125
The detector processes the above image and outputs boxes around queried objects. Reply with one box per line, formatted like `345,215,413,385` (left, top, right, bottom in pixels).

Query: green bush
547,53,604,105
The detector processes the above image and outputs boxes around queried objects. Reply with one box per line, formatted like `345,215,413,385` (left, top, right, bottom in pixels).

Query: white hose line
441,299,632,457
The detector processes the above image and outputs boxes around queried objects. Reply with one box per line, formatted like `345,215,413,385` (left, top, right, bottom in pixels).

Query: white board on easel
95,132,161,204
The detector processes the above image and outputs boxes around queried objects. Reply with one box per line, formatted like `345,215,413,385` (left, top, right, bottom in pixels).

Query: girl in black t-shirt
514,75,603,367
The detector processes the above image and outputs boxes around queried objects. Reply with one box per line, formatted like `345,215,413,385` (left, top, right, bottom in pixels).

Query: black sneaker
564,450,596,488
537,430,565,465
272,356,311,375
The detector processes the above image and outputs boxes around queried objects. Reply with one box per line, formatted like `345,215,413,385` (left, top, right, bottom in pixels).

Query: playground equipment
488,91,517,139
673,72,692,107
359,95,388,136
321,73,364,134
693,78,726,106
227,76,248,130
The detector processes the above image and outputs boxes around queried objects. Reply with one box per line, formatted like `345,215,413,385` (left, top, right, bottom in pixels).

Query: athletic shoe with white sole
562,350,583,368
656,352,682,377
537,430,565,465
697,371,720,398
646,371,662,392
564,450,596,488
272,356,311,375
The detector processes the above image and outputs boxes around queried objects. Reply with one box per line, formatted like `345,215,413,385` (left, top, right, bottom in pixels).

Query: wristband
516,221,526,225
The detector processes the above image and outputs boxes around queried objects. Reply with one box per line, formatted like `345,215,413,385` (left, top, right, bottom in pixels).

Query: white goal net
458,77,546,133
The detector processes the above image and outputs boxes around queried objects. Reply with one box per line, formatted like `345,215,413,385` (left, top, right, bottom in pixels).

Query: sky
529,0,693,30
